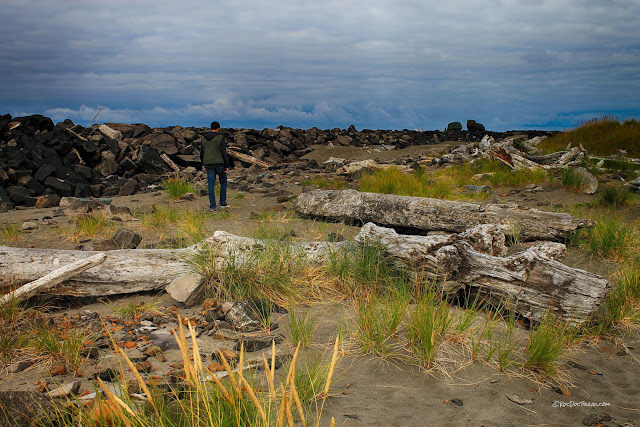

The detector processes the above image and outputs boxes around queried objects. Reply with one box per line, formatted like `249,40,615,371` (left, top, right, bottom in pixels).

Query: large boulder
0,390,58,426
142,133,179,155
467,120,485,132
447,121,463,131
131,146,171,175
43,176,73,197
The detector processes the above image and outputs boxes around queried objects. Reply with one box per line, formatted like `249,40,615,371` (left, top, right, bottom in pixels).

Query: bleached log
1,253,106,303
227,149,272,168
556,147,581,166
294,189,592,242
160,153,181,172
355,223,608,324
98,124,122,140
0,232,344,298
66,127,88,142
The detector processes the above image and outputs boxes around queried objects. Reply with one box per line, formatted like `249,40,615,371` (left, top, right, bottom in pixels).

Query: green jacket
200,131,230,167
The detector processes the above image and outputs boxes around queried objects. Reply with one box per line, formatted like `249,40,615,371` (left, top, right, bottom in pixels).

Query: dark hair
210,121,220,130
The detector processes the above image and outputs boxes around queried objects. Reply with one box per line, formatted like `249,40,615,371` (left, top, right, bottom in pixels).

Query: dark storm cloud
1,0,639,130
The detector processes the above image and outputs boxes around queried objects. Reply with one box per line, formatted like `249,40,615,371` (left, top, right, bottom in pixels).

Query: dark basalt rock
0,112,555,209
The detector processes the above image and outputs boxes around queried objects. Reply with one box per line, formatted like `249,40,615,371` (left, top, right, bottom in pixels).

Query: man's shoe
219,204,230,208
209,207,216,212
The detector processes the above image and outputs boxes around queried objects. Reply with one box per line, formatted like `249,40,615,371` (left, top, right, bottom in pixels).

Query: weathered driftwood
294,189,591,242
66,127,88,142
227,149,272,168
160,153,181,172
98,124,122,140
0,232,344,298
355,223,609,324
0,253,107,303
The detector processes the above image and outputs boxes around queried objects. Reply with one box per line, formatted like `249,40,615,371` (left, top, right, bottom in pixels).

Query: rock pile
0,113,553,210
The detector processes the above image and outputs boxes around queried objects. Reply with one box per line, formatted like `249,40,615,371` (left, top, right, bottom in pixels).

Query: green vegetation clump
0,223,23,244
360,167,453,198
581,215,639,258
359,161,550,202
163,176,198,200
540,117,640,157
596,186,633,208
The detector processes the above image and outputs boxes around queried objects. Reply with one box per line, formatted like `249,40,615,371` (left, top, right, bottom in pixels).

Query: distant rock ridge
0,113,555,209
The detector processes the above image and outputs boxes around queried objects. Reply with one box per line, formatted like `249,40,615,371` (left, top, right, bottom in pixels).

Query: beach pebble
582,412,611,426
506,394,534,405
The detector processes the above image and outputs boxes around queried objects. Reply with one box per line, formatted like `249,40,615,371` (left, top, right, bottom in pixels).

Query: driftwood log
355,223,609,324
227,149,272,168
0,253,107,304
294,189,592,242
0,232,344,298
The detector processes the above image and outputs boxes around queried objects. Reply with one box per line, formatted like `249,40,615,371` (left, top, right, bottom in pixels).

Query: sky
1,0,639,131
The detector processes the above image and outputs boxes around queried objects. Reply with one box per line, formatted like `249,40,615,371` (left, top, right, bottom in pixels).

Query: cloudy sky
1,0,639,131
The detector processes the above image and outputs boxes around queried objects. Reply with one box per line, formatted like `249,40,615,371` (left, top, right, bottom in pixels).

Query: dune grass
138,205,208,246
524,315,572,377
581,215,639,259
0,223,23,244
539,117,640,157
62,213,116,242
163,176,198,200
596,186,633,208
359,160,550,202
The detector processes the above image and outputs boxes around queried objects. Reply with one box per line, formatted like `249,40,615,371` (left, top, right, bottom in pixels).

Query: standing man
200,121,232,211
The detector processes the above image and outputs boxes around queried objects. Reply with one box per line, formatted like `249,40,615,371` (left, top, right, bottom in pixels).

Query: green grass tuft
596,186,633,208
406,292,451,369
164,177,198,200
524,315,570,377
0,223,23,243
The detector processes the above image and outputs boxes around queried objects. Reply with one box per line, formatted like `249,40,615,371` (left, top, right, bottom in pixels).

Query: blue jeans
206,165,227,209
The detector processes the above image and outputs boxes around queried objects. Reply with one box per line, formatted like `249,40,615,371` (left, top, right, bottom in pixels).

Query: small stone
202,298,218,310
582,413,612,426
506,394,534,405
49,364,66,376
208,362,225,372
490,378,500,384
35,194,61,208
225,301,263,332
95,368,119,382
21,221,38,230
180,192,195,201
7,360,34,373
567,360,588,371
81,346,100,359
450,398,463,406
149,329,180,351
235,334,283,352
211,349,239,365
165,273,206,307
47,380,81,398
134,360,153,373
143,346,162,357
